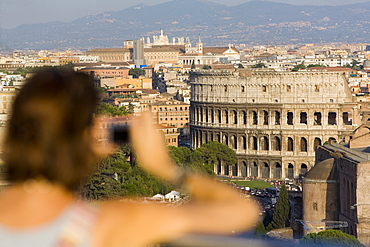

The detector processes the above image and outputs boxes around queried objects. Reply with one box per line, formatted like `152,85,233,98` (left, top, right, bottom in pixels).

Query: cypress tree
267,183,289,230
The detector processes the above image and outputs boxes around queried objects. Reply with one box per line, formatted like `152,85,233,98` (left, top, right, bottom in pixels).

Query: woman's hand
129,112,178,182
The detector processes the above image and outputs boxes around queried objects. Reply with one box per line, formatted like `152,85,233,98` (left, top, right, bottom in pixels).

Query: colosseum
189,69,359,179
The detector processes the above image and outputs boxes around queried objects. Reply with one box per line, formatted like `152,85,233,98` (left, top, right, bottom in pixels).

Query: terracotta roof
305,158,336,181
85,48,131,53
209,64,235,69
306,67,356,72
203,47,239,54
108,88,159,94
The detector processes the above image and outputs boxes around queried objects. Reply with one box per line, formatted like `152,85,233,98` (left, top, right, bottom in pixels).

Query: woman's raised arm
95,113,260,247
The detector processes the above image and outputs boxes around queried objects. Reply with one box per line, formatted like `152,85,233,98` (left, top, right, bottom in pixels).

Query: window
287,112,293,125
252,111,258,125
300,112,307,124
262,85,267,92
275,111,281,125
288,164,294,178
263,110,268,125
314,112,322,125
261,136,269,151
250,136,257,150
300,137,308,152
328,112,337,125
287,137,294,151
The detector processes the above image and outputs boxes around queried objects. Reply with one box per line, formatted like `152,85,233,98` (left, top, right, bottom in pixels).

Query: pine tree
267,183,289,230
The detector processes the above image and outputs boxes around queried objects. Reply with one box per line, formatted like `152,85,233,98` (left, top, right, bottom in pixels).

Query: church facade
189,69,359,179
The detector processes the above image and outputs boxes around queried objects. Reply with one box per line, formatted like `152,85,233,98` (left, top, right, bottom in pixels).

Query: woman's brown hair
3,68,98,190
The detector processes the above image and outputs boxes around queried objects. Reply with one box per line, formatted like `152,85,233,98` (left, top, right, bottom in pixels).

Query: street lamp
350,204,370,210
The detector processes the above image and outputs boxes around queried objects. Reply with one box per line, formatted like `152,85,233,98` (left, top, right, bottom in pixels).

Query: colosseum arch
314,112,322,125
328,137,336,144
232,110,238,124
251,161,258,177
287,137,294,151
200,107,203,122
314,137,322,150
249,136,257,150
263,110,269,125
287,163,294,178
272,136,281,151
216,133,221,142
242,110,247,125
216,109,221,123
275,111,281,125
240,135,247,150
231,164,238,176
224,164,230,176
287,112,294,125
223,134,229,146
224,110,229,124
300,137,308,152
216,160,222,175
211,108,214,123
241,161,247,177
262,162,270,178
300,112,307,124
231,135,237,149
251,110,258,125
328,112,337,125
300,163,308,176
272,162,282,179
260,136,269,150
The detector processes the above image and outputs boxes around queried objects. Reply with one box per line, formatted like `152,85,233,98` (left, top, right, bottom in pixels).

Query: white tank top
0,202,98,247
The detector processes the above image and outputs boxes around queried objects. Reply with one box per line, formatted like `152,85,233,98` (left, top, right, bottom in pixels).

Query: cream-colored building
190,69,359,179
149,99,190,128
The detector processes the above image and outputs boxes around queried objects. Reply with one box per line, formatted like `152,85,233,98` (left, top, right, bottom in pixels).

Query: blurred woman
0,68,259,247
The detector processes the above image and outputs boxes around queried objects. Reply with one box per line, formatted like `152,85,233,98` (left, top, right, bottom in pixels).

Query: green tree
301,230,365,247
266,183,289,231
291,63,306,72
191,60,196,70
79,147,172,200
252,62,266,68
254,221,267,238
238,63,244,68
168,146,214,176
344,60,362,71
307,64,325,68
96,103,129,117
129,68,145,78
197,141,237,167
202,65,211,69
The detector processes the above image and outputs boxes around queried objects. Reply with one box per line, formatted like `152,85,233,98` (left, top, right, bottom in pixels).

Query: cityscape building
303,124,370,246
190,69,359,179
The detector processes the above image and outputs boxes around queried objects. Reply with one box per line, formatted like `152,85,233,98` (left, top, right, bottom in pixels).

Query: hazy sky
1,0,370,28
